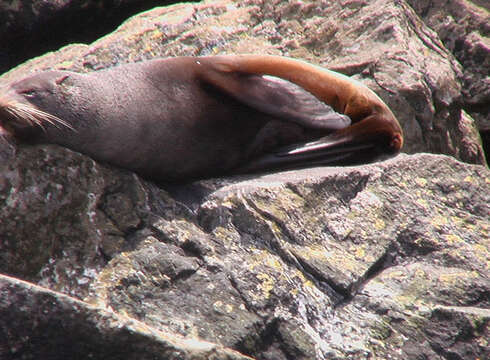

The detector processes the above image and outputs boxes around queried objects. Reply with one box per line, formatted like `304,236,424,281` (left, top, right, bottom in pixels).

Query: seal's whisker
7,101,74,131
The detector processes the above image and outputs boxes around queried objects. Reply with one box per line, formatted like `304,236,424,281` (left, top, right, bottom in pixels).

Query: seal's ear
200,71,351,131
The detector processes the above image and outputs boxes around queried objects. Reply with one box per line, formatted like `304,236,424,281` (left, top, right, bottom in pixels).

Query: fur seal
0,55,403,181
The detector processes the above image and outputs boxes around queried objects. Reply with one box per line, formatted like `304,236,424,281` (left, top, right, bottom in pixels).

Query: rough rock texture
1,144,489,359
0,274,251,360
406,0,490,164
1,1,489,359
0,0,188,74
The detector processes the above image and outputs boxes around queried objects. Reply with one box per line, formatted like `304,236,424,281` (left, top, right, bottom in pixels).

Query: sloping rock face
0,1,488,359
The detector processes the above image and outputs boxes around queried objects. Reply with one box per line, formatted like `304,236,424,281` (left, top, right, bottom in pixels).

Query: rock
1,142,488,359
406,0,490,162
0,274,251,360
1,1,489,359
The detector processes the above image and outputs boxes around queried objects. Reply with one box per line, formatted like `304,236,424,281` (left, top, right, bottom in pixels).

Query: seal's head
0,72,73,140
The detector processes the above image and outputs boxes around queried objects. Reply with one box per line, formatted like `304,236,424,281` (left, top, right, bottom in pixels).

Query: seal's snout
0,83,72,136
0,87,24,135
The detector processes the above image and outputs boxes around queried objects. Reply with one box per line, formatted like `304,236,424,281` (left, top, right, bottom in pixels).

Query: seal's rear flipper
236,134,381,173
200,70,351,131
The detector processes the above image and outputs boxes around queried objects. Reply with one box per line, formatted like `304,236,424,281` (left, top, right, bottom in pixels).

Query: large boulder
406,0,490,162
1,143,488,359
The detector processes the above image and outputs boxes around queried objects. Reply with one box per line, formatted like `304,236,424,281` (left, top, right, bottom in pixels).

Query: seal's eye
20,89,37,98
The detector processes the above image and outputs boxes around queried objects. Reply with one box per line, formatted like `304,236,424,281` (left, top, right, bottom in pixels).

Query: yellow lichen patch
266,256,283,270
255,273,275,299
463,175,475,183
471,244,490,269
438,271,478,284
322,249,359,272
416,198,429,207
151,29,163,39
289,287,299,296
443,234,464,245
432,215,448,228
398,181,408,189
84,252,134,307
386,270,408,280
394,293,418,306
213,300,223,310
143,45,155,55
212,300,235,314
415,177,428,186
413,268,430,282
58,60,74,69
291,269,316,291
446,248,470,263
375,218,386,230
303,279,315,289
220,196,238,209
299,244,328,261
450,215,473,230
354,246,365,259
414,237,424,246
248,249,283,272
212,226,238,246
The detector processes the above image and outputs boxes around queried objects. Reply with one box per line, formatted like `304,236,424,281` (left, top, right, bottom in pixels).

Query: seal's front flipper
201,71,351,131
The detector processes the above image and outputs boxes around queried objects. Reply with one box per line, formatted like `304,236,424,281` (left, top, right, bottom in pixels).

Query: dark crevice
0,1,195,75
97,247,112,263
235,317,281,358
362,243,398,282
228,273,284,359
335,174,371,204
294,255,351,303
228,275,254,314
171,268,198,284
148,224,173,244
348,242,399,299
243,198,352,304
245,198,301,245
180,238,206,259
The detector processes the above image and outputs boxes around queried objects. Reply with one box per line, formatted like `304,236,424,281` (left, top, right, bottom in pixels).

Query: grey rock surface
0,274,251,360
1,143,488,359
0,1,489,359
406,0,490,158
